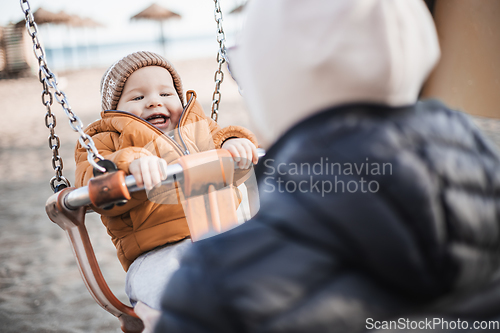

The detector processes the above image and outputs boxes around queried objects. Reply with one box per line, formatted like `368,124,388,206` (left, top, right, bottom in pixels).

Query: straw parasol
80,17,105,28
15,8,74,69
33,8,70,25
67,15,103,28
54,10,73,25
15,7,71,27
230,2,248,14
131,3,181,55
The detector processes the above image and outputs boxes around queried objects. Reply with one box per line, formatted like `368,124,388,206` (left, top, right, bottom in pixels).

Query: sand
1,57,500,333
0,57,250,333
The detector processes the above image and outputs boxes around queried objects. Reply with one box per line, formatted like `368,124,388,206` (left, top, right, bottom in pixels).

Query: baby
74,51,258,310
115,60,257,189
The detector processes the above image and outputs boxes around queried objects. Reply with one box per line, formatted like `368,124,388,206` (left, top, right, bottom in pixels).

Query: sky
2,0,246,47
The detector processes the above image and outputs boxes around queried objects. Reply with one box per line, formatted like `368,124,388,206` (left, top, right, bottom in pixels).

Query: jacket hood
232,0,440,148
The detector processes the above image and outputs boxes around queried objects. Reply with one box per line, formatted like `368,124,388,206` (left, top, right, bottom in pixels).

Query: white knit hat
100,51,184,111
232,0,440,148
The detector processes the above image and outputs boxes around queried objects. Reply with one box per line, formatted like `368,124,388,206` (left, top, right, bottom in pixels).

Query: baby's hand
222,138,258,169
129,156,168,191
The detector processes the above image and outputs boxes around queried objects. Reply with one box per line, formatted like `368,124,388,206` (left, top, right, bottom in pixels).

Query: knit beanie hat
100,51,184,111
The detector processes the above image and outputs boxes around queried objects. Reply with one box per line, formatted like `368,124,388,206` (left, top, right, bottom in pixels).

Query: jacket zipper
103,95,195,156
177,94,194,155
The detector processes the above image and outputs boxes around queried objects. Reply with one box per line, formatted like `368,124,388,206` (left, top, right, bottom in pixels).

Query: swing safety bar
45,148,265,333
64,148,265,210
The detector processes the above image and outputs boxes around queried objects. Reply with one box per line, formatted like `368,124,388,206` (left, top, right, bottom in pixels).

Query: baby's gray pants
125,238,192,310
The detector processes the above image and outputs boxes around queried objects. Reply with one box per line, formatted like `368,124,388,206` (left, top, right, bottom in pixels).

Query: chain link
211,0,229,123
20,0,106,191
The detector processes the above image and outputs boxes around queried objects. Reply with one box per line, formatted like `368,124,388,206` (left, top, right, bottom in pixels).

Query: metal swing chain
20,0,106,192
211,0,228,123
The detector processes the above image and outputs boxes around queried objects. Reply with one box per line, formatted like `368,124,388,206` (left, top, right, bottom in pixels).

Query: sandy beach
1,56,500,333
0,57,251,333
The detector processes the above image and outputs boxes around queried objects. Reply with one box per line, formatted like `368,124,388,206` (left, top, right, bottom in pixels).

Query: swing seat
45,149,261,333
46,190,144,333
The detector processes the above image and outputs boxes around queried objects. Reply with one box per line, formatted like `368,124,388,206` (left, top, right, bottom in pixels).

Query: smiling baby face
116,66,183,133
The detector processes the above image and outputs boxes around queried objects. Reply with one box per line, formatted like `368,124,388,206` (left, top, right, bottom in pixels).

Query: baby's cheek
171,107,183,123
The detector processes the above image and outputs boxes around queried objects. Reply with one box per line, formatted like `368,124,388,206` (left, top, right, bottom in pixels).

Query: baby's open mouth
145,114,169,126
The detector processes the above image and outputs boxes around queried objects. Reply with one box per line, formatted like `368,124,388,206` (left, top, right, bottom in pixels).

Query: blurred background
0,0,248,73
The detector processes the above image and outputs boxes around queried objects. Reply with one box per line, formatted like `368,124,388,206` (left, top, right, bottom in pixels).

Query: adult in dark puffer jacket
154,101,500,333
150,0,500,332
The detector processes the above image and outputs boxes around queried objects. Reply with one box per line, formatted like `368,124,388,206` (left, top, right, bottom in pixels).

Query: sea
41,34,223,72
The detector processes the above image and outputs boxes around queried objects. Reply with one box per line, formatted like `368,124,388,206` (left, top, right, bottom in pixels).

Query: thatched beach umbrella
131,3,181,54
33,7,71,25
68,15,88,28
15,8,73,69
80,17,105,29
66,14,104,29
16,7,71,27
230,3,247,14
54,10,73,25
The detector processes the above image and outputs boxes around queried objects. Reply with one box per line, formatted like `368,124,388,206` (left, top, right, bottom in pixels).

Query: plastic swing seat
46,148,263,333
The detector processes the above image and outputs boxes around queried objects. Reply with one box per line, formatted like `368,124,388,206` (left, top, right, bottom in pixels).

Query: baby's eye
160,93,172,97
132,96,144,101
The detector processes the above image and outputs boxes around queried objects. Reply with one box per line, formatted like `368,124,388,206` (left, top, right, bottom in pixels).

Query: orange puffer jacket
75,90,257,271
